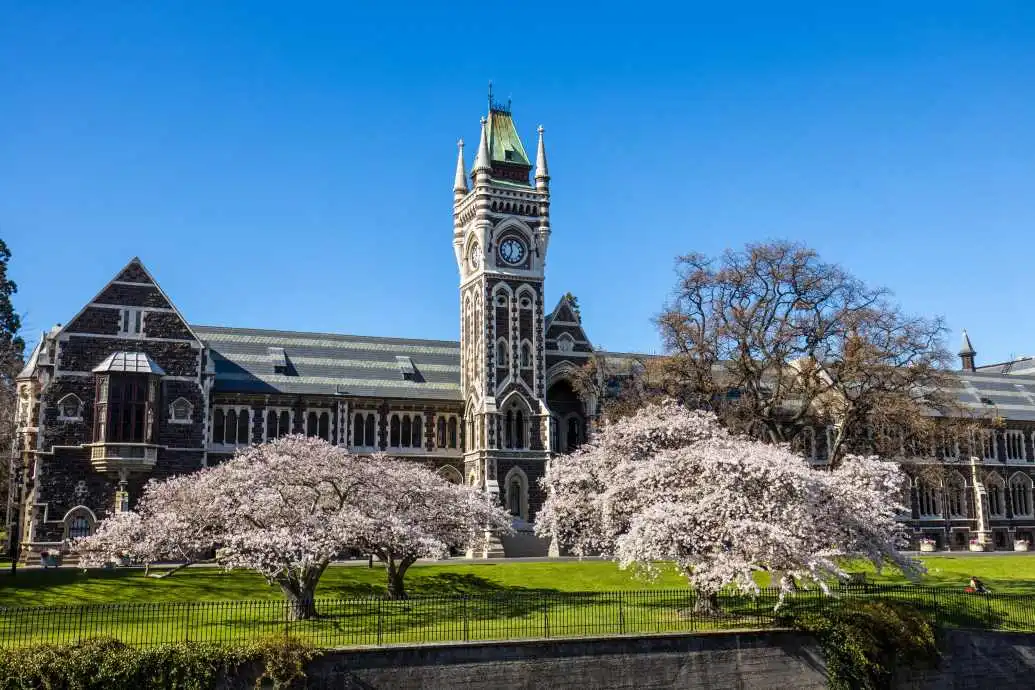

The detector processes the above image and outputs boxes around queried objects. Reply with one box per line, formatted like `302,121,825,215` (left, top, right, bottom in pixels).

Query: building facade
9,98,630,562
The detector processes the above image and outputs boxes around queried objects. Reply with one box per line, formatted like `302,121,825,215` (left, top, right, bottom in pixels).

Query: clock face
498,238,526,265
468,242,481,270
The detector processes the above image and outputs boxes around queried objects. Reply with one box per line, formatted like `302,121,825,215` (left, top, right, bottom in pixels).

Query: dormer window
169,397,193,424
57,394,83,421
119,309,146,337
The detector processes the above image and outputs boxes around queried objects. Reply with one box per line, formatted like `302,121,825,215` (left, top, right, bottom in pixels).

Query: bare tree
592,241,959,466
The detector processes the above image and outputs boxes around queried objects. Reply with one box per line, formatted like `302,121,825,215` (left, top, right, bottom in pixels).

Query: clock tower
453,94,552,553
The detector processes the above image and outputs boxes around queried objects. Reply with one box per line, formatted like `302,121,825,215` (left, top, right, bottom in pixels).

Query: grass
1,555,1034,649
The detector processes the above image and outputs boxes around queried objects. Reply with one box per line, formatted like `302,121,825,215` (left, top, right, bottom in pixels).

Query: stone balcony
87,443,158,474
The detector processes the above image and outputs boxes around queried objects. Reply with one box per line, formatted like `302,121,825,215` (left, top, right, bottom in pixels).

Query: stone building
9,97,639,562
11,97,1034,563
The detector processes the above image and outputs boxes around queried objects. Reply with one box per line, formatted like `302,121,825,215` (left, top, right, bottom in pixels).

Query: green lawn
0,556,1033,649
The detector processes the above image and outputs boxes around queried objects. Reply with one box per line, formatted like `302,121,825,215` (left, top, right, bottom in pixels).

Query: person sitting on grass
968,576,989,594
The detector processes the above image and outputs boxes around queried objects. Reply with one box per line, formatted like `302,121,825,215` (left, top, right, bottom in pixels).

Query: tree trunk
693,591,721,616
280,582,318,620
277,562,328,620
385,556,415,600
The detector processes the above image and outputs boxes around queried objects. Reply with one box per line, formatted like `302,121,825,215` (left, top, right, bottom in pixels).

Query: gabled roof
92,351,166,375
59,257,203,345
16,334,45,380
194,325,461,401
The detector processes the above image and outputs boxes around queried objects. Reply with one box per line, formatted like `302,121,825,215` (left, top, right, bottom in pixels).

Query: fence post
543,595,550,638
377,599,383,646
618,593,625,635
76,605,85,644
462,595,469,641
986,594,994,629
931,590,939,628
184,602,192,643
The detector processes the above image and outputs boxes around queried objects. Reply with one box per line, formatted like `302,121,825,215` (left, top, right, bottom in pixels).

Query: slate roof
953,370,1035,421
192,325,463,401
92,351,166,375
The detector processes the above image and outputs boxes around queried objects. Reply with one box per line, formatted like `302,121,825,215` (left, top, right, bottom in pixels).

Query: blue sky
3,3,1034,365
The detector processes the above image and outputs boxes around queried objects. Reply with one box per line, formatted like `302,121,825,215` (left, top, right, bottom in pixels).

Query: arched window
390,415,401,447
1011,473,1033,516
69,517,91,539
318,412,329,441
986,473,1006,517
504,410,513,449
551,416,560,452
213,409,225,443
566,416,581,452
520,341,533,368
353,413,364,445
279,410,291,437
448,417,458,448
169,397,192,424
401,416,412,447
58,394,82,420
504,467,528,520
225,409,237,444
268,410,279,439
947,473,967,518
515,410,525,449
438,465,463,484
63,507,96,540
496,340,510,368
306,412,318,437
917,480,941,518
437,417,447,448
365,414,376,447
412,415,423,448
237,409,250,444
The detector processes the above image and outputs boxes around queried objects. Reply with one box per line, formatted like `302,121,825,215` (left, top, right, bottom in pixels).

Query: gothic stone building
12,100,1035,562
10,99,638,562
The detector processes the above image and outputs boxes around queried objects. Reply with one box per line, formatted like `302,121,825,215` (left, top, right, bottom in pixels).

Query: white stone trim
503,465,529,521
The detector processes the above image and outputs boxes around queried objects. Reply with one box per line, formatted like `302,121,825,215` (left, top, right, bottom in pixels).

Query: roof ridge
190,324,461,347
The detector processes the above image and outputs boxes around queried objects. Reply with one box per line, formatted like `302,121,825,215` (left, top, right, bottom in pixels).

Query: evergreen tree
0,239,24,379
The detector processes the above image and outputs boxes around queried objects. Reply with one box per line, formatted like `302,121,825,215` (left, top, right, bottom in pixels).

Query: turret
959,330,977,371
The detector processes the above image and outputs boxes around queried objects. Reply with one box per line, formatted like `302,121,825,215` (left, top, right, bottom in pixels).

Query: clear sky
3,3,1034,365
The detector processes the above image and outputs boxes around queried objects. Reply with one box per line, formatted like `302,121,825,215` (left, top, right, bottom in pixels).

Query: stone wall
222,631,828,689
218,628,1035,689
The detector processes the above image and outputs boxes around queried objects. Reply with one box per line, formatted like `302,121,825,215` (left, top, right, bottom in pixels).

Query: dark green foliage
783,600,938,690
562,291,580,320
0,239,24,380
0,636,315,690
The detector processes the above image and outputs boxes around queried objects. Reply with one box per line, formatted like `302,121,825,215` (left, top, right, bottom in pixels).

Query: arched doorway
546,378,585,453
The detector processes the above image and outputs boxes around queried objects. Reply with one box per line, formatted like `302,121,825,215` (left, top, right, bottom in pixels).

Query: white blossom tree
535,400,922,611
76,435,509,618
352,459,513,599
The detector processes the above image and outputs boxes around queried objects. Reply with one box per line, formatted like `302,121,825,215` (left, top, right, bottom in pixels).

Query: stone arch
57,393,83,420
437,465,463,485
503,465,529,521
985,471,1007,517
62,505,98,541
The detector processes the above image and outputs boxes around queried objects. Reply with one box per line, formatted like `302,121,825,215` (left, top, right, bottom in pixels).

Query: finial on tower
959,329,977,371
535,124,549,189
472,116,491,175
453,138,468,196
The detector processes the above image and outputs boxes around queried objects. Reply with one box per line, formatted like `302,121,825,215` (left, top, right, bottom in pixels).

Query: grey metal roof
192,325,463,400
92,351,167,375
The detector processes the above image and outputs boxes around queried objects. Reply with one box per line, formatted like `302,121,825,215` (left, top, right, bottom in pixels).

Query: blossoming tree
535,400,922,610
76,435,510,618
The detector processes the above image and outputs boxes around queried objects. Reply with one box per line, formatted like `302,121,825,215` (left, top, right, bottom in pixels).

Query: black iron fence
1,585,1032,649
